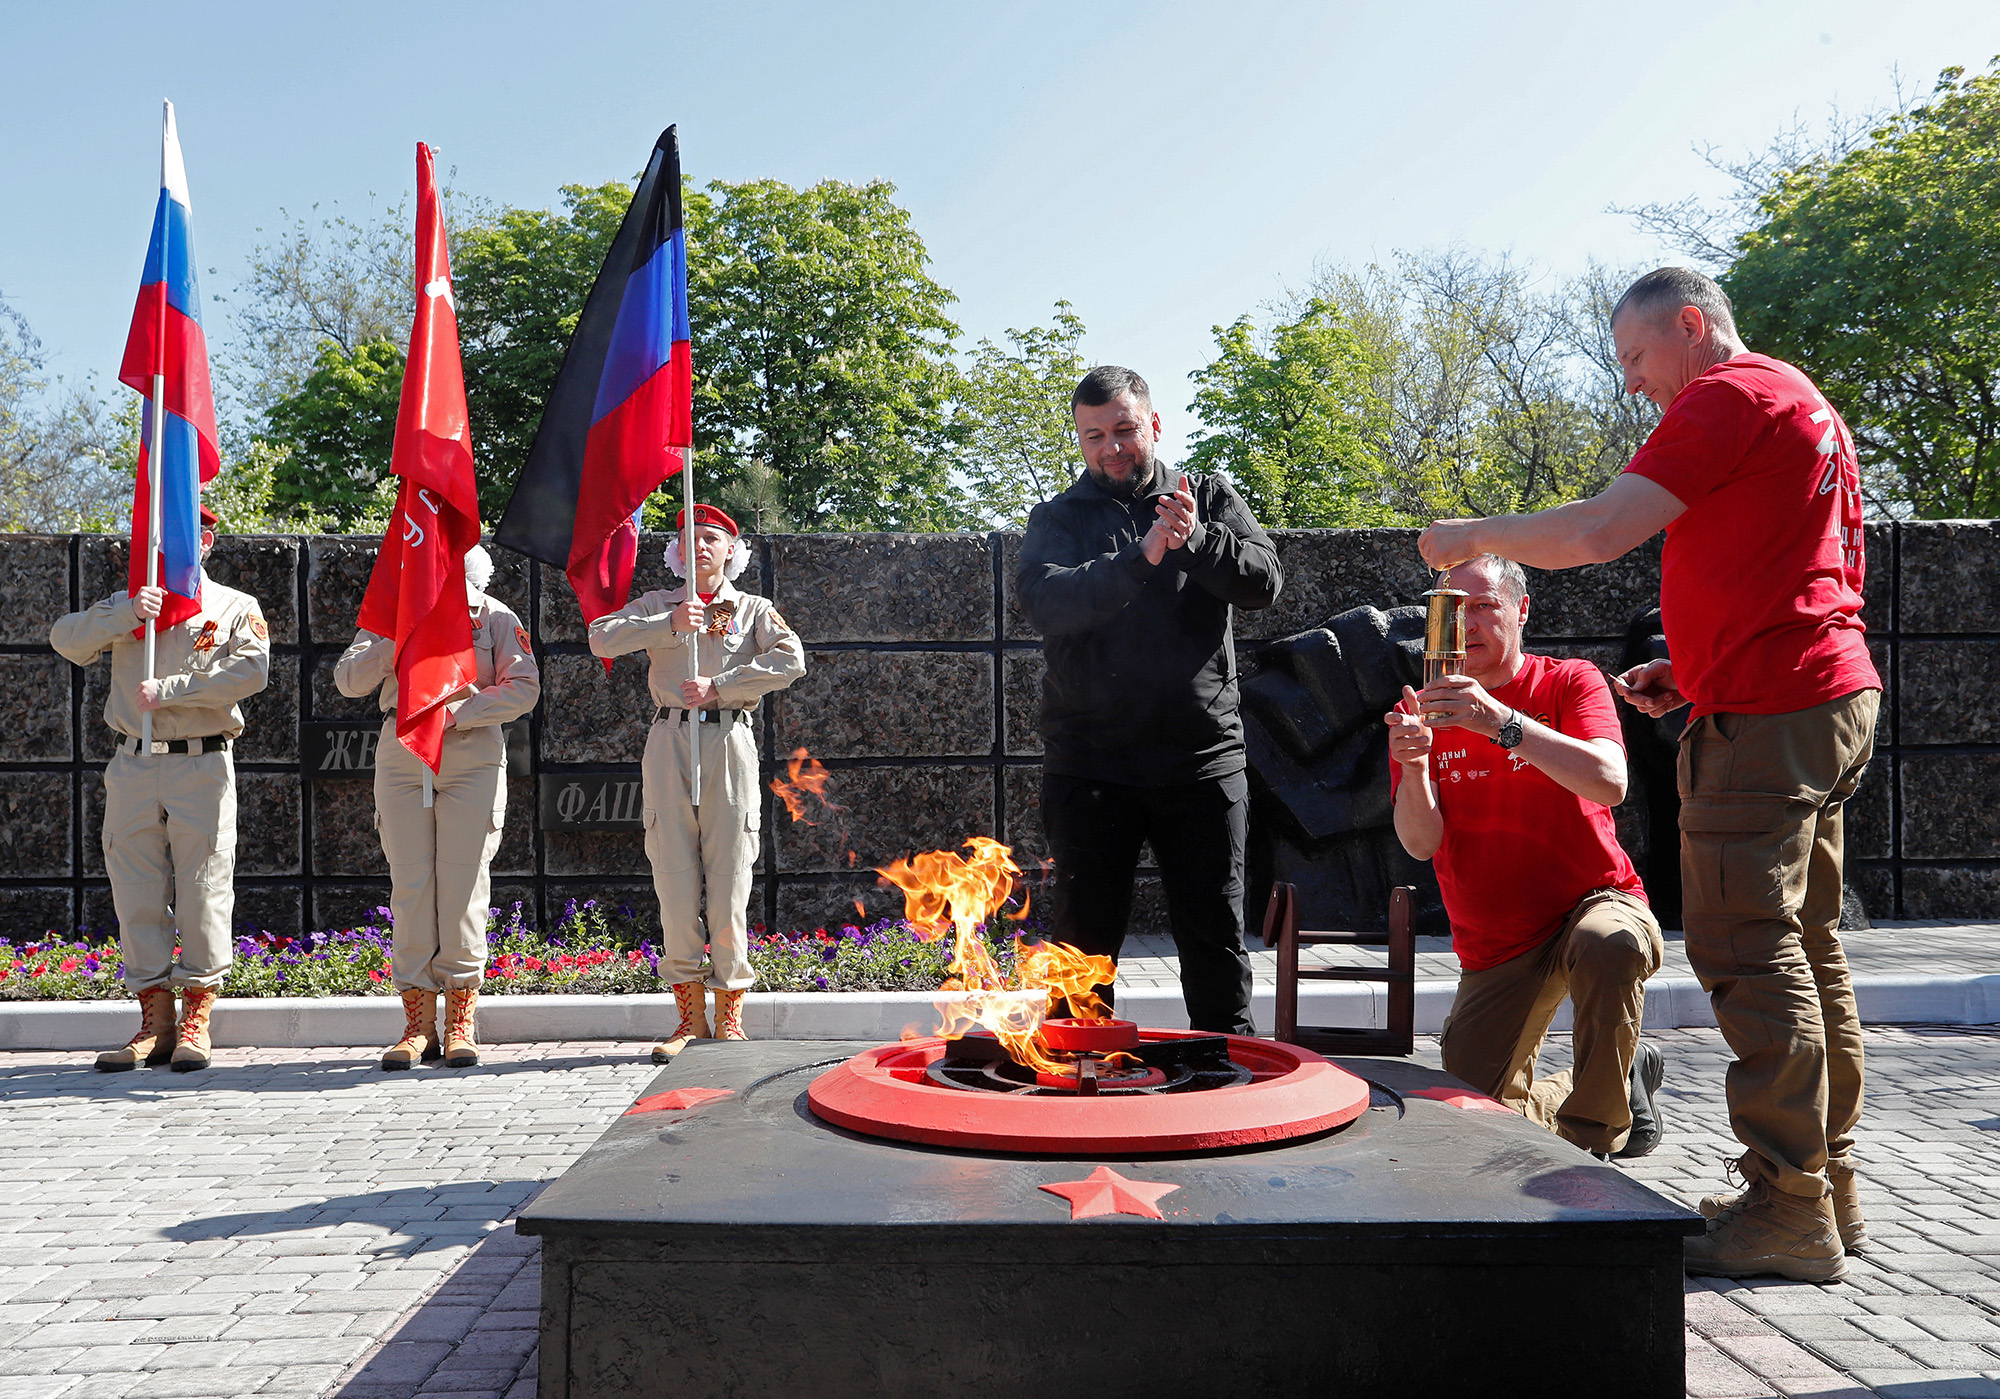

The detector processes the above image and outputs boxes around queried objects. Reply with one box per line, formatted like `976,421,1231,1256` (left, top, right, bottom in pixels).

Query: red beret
676,504,740,538
199,503,220,528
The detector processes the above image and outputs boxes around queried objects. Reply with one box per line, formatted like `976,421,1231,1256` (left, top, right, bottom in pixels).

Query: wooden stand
1261,882,1416,1057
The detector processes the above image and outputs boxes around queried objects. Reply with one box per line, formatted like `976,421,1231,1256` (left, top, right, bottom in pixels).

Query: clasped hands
668,600,721,706
1141,483,1200,566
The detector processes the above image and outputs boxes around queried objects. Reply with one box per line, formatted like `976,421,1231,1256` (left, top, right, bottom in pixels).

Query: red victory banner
356,142,482,774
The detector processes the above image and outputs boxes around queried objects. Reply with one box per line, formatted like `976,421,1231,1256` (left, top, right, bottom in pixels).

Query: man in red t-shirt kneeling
1386,554,1666,1159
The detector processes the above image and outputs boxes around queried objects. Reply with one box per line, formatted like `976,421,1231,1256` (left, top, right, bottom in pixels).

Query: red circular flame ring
1037,1017,1142,1053
807,1030,1371,1155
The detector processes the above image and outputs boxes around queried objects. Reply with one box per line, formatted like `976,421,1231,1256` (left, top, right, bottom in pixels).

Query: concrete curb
3,972,1995,1051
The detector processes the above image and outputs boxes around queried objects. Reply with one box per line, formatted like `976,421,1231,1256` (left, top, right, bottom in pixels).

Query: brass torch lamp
1421,571,1469,721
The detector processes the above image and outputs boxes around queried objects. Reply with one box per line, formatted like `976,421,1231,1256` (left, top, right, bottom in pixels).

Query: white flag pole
683,460,701,809
140,100,171,753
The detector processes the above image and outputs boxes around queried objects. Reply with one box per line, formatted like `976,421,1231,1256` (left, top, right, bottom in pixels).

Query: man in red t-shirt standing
1418,267,1880,1284
1387,555,1666,1158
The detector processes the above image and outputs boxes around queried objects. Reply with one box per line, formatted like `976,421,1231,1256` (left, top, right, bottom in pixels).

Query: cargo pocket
1678,795,1816,925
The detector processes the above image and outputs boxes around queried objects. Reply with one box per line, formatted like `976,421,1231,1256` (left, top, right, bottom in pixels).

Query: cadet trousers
376,722,506,993
641,711,760,991
1679,687,1878,1199
1041,771,1256,1035
1440,888,1664,1154
102,745,237,991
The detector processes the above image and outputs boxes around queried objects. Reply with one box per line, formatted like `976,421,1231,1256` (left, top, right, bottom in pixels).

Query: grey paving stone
119,1369,281,1399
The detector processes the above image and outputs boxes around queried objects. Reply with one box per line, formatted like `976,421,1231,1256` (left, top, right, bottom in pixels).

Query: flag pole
140,100,170,753
682,457,701,809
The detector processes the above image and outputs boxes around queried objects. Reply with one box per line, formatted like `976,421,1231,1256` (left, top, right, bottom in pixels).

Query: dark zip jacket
1018,465,1282,785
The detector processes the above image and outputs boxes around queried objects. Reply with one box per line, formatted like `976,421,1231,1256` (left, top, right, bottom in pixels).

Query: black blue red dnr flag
496,126,690,628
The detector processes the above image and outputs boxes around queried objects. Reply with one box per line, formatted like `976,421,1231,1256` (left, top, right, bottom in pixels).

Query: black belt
655,707,748,727
123,735,230,755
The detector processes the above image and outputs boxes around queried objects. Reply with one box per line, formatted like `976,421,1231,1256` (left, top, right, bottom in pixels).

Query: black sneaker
1614,1040,1665,1159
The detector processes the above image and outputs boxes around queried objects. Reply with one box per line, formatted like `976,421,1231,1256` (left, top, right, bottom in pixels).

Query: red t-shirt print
1623,353,1879,718
1391,654,1646,972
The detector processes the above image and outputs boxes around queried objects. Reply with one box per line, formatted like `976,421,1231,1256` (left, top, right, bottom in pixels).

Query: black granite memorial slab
518,1039,1700,1399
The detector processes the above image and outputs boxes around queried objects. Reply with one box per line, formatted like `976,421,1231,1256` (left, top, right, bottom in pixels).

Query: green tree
260,337,404,527
1184,298,1392,527
453,182,630,520
956,302,1088,527
1724,62,2000,516
685,177,969,530
0,300,126,532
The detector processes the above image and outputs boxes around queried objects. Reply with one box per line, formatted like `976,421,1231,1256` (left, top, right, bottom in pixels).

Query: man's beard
1088,449,1157,498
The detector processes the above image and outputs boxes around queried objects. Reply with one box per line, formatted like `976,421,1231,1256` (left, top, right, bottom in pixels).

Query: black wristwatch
1494,709,1525,750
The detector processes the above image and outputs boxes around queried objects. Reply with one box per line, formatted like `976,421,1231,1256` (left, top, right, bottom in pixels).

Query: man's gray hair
1612,266,1740,341
1458,553,1528,604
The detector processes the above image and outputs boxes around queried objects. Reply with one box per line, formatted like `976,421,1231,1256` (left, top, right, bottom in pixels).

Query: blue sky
5,0,1998,462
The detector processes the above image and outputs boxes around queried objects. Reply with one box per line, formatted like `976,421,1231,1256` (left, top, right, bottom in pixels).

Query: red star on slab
1039,1166,1180,1220
1407,1087,1512,1113
623,1087,735,1116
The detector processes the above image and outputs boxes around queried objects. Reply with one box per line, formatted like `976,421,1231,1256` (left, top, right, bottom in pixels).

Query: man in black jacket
1018,366,1284,1034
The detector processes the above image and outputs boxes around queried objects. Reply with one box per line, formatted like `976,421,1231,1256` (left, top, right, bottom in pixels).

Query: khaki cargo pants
641,711,760,991
376,722,506,993
1441,888,1664,1153
102,744,237,991
1679,687,1878,1199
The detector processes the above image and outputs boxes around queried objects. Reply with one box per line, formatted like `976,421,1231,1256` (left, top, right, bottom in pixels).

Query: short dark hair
1071,365,1151,413
1612,267,1739,340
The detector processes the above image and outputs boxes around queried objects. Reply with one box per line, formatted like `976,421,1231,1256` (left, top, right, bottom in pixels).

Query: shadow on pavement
331,1226,542,1399
159,1181,549,1256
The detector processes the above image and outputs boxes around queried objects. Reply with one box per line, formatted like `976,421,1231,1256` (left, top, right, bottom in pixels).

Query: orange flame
875,837,1117,1075
770,748,843,824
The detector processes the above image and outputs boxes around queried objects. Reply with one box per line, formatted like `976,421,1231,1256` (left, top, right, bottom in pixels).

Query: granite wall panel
81,885,116,936
205,537,300,644
1900,521,2000,634
311,781,387,877
1003,765,1047,868
1863,522,1894,634
775,878,909,937
235,772,302,876
78,536,127,611
1899,866,2000,920
0,771,70,877
305,538,377,647
1003,652,1045,758
770,533,990,643
494,775,536,877
1847,863,1895,923
233,885,303,938
0,535,71,645
542,880,659,933
0,654,71,762
1899,754,2000,860
771,650,993,759
544,828,650,877
1519,540,1665,640
311,654,380,720
1846,760,1893,863
1899,641,1997,746
1238,530,1433,642
770,764,994,874
539,654,654,764
235,659,300,764
312,882,394,934
80,662,118,763
0,885,73,938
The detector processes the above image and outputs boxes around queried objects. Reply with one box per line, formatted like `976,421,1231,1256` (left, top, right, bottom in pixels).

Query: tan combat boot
1684,1176,1846,1282
96,986,178,1072
381,988,441,1071
442,987,480,1068
1700,1157,1867,1251
651,982,710,1063
169,986,218,1072
714,988,748,1042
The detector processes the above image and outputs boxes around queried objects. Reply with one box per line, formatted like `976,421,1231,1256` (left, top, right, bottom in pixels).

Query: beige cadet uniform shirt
586,577,804,712
50,577,271,739
334,592,540,728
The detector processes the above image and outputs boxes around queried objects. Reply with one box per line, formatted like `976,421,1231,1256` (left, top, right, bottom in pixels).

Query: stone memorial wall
0,521,1993,938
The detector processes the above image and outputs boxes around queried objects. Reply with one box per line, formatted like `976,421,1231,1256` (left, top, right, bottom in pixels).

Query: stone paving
1117,919,2000,990
2,1024,1998,1398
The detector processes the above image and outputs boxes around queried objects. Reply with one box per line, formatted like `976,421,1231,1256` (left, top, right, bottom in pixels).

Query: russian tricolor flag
118,101,220,631
496,126,689,630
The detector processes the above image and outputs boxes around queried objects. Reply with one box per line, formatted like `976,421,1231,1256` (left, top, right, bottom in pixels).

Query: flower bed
0,900,1031,1001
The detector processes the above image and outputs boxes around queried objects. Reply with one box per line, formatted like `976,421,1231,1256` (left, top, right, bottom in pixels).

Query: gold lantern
1421,572,1469,721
